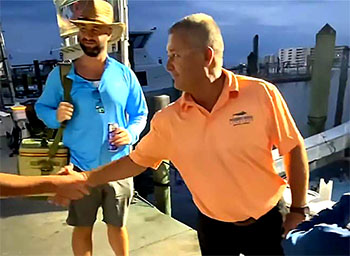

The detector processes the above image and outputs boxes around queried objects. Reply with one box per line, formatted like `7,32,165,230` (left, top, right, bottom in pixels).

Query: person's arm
0,173,57,197
52,157,147,206
111,69,148,147
53,111,170,206
0,171,88,199
283,142,309,235
265,82,309,235
124,68,148,144
284,143,309,208
85,156,147,187
35,67,64,129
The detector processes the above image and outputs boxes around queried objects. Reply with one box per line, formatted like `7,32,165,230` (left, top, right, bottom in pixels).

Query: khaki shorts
66,178,133,227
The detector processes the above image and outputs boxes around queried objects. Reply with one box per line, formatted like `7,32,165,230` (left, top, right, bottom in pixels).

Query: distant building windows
277,45,347,70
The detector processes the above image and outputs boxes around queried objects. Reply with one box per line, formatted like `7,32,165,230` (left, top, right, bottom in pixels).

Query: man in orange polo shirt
56,13,309,255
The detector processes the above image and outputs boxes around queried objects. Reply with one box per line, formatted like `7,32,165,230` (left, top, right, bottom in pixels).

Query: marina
1,0,349,255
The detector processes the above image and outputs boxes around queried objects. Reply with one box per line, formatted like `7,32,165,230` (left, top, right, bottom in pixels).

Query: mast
0,22,16,107
115,0,129,66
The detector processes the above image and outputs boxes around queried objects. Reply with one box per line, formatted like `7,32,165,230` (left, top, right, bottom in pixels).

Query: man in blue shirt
283,193,350,255
35,1,148,255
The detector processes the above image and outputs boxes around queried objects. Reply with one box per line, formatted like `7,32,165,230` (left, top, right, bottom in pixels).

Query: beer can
108,123,118,151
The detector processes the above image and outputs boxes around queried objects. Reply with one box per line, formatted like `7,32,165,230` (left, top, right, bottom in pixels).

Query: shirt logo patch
230,111,254,126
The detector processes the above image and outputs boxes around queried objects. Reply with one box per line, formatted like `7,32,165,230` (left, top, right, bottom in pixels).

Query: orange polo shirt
129,69,304,222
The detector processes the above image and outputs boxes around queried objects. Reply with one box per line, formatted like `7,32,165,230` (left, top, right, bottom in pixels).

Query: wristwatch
289,206,310,217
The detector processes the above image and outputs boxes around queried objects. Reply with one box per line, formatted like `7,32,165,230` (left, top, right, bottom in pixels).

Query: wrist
84,171,96,187
289,205,310,217
46,176,61,193
125,129,133,144
55,109,60,122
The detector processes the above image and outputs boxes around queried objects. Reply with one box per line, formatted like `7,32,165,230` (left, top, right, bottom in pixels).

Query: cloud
1,0,59,25
1,0,61,64
129,0,349,67
1,0,349,65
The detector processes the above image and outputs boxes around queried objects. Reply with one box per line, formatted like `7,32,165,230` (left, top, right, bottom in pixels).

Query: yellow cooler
18,138,69,176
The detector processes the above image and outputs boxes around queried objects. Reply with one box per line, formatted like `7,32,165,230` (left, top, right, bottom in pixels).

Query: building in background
278,45,348,71
278,47,311,68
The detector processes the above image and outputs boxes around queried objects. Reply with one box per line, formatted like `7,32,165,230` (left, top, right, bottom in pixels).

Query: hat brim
70,20,125,42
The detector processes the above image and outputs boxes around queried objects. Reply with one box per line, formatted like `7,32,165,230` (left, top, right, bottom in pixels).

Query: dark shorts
197,200,286,256
66,178,133,227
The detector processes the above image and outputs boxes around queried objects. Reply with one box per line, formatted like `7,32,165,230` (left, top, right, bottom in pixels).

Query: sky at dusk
1,0,349,67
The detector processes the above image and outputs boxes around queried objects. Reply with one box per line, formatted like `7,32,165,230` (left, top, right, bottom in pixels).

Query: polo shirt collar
222,68,239,93
180,68,239,111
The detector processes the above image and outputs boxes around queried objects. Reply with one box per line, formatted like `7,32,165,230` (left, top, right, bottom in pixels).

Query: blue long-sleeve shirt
283,193,350,255
35,56,148,171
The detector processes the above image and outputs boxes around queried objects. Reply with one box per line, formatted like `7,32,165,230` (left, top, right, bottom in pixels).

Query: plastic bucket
11,105,27,121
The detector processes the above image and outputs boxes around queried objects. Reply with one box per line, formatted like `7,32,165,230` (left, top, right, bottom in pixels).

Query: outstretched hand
48,164,89,207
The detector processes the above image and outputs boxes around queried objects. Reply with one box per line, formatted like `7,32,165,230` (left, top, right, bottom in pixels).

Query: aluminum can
108,123,119,151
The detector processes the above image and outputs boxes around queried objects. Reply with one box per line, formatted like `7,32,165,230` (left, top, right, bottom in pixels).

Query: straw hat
69,0,125,42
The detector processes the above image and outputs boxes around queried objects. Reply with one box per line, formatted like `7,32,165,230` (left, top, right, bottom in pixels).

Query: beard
79,40,102,57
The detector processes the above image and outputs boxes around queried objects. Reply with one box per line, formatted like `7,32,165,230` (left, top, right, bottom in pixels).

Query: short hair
169,13,224,58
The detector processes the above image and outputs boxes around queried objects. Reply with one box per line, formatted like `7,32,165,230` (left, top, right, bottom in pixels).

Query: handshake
49,164,91,207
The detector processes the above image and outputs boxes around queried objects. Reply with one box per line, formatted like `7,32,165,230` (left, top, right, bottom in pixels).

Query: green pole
152,95,171,215
308,24,336,136
153,161,171,215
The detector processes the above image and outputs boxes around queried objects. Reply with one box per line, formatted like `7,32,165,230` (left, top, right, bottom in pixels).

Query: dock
0,136,200,256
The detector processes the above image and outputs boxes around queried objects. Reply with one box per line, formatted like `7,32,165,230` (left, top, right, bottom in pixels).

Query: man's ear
205,46,215,66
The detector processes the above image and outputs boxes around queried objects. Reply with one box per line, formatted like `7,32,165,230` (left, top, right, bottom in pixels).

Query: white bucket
11,105,27,121
319,178,333,201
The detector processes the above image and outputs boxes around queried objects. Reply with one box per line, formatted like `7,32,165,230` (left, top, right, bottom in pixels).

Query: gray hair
169,13,224,58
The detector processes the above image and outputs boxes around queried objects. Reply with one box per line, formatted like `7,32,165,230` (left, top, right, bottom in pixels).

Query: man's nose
82,30,95,39
166,58,173,72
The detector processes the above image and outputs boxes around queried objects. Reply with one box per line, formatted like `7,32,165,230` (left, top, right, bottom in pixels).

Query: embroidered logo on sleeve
229,111,254,126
